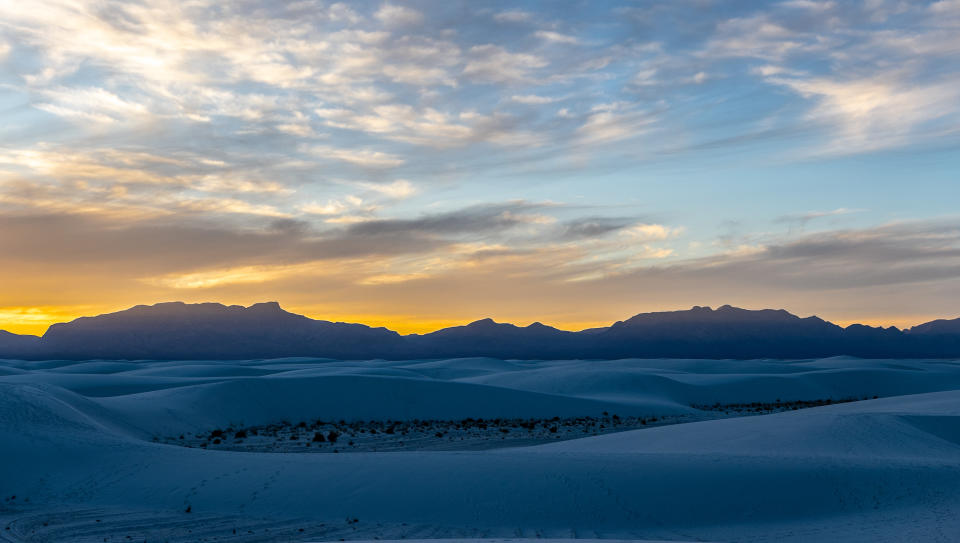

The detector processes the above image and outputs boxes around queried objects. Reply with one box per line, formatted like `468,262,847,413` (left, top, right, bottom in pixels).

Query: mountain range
2,301,959,360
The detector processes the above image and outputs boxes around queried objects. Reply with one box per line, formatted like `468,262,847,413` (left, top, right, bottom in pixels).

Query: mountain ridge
2,301,960,360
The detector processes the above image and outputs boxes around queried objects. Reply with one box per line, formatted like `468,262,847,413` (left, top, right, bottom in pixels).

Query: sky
1,0,959,336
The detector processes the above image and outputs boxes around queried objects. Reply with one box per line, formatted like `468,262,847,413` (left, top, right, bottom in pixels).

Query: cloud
780,0,836,12
313,103,548,149
621,223,682,242
576,103,653,145
345,201,557,237
462,45,548,83
930,0,960,15
176,197,290,218
704,15,809,60
375,4,424,26
305,145,406,168
300,201,351,216
0,200,674,314
0,210,457,281
775,208,862,230
535,31,580,45
314,104,475,147
510,94,558,105
356,179,417,199
526,218,960,322
690,219,960,290
145,264,314,289
34,87,150,124
763,71,960,153
493,10,533,23
0,200,656,281
325,3,363,24
561,217,638,239
299,196,378,219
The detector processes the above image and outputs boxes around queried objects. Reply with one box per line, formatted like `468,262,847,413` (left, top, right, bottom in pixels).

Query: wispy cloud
493,10,533,23
306,145,406,168
775,208,862,230
374,4,424,26
535,31,580,45
510,94,558,105
462,45,548,84
763,71,960,154
576,103,653,146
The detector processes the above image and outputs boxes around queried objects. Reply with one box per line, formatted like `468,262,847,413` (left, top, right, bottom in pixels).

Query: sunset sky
1,0,959,336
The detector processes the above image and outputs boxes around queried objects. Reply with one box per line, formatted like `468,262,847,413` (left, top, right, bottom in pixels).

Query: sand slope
1,357,959,542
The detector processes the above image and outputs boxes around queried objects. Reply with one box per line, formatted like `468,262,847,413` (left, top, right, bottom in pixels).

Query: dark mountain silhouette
905,318,960,357
40,302,403,360
592,305,847,358
909,318,960,335
0,330,40,359
406,318,581,359
3,301,960,360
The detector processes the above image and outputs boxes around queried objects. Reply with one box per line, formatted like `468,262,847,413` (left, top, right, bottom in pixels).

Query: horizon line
2,300,952,338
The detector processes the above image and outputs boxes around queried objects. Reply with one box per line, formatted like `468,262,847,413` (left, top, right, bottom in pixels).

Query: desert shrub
234,430,247,439
312,432,326,442
327,430,339,443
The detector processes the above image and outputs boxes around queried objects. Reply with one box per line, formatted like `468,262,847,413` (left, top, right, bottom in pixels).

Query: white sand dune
97,375,655,437
1,357,959,542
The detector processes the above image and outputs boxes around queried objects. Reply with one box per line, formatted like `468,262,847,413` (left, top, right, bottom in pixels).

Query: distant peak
0,329,39,339
618,305,812,328
148,301,187,309
126,301,203,314
247,301,284,312
468,318,498,327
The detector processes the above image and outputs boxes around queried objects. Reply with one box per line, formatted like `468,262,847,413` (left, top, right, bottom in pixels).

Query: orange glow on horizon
292,313,616,335
0,303,619,337
0,303,946,338
0,307,97,337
